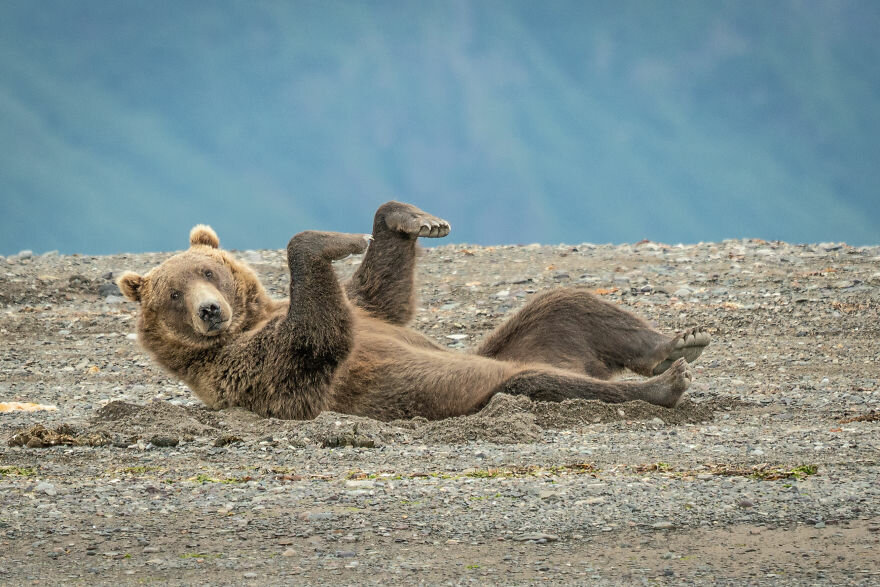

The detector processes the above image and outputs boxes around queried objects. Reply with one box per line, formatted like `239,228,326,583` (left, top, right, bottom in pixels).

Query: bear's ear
117,272,145,302
189,224,220,249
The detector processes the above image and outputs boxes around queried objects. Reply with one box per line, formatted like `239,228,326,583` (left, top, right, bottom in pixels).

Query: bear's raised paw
381,201,451,238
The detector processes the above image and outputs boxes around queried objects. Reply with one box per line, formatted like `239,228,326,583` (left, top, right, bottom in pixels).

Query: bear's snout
188,282,232,335
199,301,222,323
195,298,228,333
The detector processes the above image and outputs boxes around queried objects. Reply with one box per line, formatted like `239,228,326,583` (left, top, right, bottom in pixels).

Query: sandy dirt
1,238,879,585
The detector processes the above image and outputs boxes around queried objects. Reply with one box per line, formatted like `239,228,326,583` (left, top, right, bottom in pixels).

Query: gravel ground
1,238,879,585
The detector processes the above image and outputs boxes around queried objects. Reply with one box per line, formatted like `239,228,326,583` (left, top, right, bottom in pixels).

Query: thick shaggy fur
118,202,709,421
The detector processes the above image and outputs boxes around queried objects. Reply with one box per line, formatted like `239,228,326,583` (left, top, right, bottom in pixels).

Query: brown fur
119,202,709,421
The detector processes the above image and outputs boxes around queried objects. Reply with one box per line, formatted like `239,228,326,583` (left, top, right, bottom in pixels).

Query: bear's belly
330,323,516,421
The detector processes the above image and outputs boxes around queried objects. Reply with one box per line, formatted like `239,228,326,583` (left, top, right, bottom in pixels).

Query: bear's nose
198,301,222,323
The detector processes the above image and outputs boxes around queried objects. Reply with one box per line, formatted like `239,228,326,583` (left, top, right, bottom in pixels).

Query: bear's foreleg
346,201,449,325
221,231,369,420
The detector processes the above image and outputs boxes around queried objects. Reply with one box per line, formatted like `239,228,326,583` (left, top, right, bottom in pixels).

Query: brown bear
118,201,710,421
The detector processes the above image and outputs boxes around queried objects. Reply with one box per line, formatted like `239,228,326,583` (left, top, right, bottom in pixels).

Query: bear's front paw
379,201,451,238
288,231,371,262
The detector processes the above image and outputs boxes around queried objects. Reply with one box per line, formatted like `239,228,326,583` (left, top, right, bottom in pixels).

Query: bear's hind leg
346,201,450,325
500,358,692,408
476,288,696,378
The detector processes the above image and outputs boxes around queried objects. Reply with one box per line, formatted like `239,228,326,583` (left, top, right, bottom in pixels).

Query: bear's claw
381,202,451,238
652,327,711,375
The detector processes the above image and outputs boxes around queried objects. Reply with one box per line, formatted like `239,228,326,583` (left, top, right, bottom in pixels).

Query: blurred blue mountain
1,0,878,254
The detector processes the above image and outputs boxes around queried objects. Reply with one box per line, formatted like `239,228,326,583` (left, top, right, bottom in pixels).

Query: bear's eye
204,270,214,279
170,291,181,301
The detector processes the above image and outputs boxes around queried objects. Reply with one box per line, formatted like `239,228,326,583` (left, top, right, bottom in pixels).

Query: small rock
673,287,692,297
445,334,468,341
737,499,755,508
814,521,826,529
149,436,179,447
345,480,375,489
301,512,335,522
98,283,121,297
282,548,297,557
514,533,559,542
214,435,243,447
17,250,34,260
652,521,674,530
35,482,56,496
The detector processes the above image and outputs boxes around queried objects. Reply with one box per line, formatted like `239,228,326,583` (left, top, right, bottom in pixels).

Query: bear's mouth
192,317,230,336
203,318,230,335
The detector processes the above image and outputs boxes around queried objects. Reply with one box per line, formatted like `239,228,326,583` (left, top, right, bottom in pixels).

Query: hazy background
2,0,878,255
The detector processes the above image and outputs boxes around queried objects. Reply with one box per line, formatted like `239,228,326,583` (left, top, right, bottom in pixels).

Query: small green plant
789,464,818,479
0,466,37,477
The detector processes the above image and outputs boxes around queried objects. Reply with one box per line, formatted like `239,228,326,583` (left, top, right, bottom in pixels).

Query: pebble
149,436,179,447
652,522,674,530
35,482,56,496
514,533,559,542
98,283,120,297
344,480,375,489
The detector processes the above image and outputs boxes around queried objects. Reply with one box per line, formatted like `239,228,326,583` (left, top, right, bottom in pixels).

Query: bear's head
118,225,270,352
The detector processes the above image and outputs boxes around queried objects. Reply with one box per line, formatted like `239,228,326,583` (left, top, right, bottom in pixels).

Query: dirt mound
91,400,222,440
409,394,541,444
7,394,725,449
